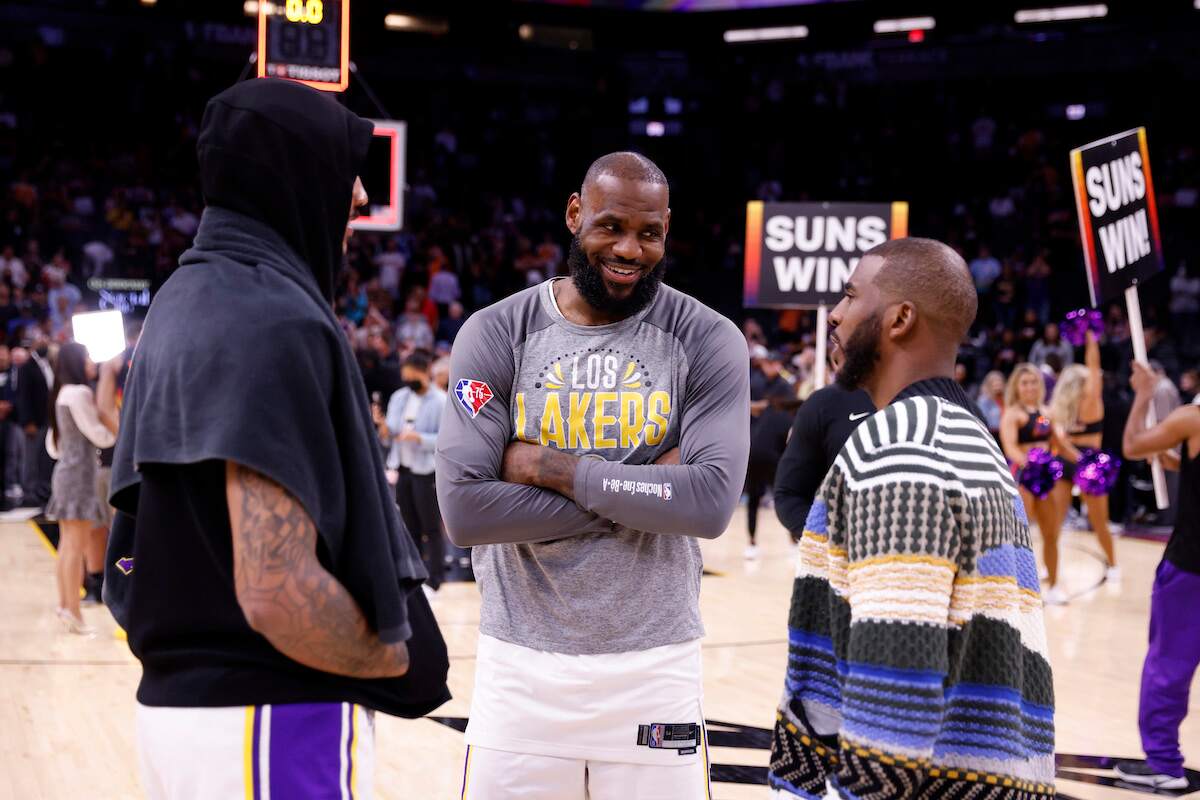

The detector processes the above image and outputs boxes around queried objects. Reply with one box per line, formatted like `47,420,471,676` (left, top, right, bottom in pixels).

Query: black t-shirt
750,405,795,466
1165,435,1200,575
127,460,450,717
773,384,875,535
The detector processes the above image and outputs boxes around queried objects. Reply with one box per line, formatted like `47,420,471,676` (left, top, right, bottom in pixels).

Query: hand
383,640,410,677
371,403,386,429
102,353,127,376
1130,361,1157,396
399,430,423,443
654,447,681,466
501,441,544,486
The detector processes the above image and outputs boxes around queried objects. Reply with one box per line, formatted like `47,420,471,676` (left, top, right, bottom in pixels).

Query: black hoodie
106,79,449,717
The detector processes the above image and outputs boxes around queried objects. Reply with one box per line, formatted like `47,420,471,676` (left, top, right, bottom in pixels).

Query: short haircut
867,237,977,342
582,152,668,197
404,348,433,372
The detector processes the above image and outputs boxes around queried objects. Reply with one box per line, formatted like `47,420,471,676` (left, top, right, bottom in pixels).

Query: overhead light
1014,5,1107,23
140,0,156,6
1066,104,1086,120
723,25,809,43
646,121,666,137
244,1,275,15
384,14,449,34
518,24,534,40
874,16,935,34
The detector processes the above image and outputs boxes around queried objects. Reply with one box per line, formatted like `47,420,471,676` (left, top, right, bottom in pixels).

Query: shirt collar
891,376,984,422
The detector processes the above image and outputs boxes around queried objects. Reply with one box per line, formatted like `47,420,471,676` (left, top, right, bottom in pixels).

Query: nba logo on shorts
663,483,673,501
455,378,494,419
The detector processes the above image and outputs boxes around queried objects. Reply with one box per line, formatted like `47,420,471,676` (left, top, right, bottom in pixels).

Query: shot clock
257,0,350,92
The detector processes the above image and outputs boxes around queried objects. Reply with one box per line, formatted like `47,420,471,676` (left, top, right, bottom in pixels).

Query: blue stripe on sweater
789,627,836,653
841,661,946,687
976,544,1041,593
803,500,828,535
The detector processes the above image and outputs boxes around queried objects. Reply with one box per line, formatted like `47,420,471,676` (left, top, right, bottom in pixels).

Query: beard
834,310,883,391
567,236,666,317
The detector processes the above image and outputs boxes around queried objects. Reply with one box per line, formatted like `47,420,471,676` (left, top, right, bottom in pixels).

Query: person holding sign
1000,364,1069,605
1116,361,1200,790
769,238,1054,800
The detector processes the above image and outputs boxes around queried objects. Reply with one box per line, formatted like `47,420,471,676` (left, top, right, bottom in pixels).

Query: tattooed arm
226,461,410,679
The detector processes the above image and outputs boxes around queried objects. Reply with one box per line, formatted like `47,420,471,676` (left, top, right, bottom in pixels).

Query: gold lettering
568,392,592,449
592,392,618,449
539,394,566,449
644,391,671,446
514,393,531,442
620,392,646,448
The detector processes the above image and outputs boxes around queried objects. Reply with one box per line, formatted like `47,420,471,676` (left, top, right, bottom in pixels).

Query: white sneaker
1043,586,1069,606
744,545,760,560
1038,565,1049,581
1105,565,1123,583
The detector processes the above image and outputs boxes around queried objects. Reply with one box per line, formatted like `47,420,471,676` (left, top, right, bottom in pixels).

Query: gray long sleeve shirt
436,279,750,654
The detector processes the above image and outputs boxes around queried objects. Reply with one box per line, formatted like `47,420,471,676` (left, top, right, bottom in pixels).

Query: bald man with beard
437,152,750,798
769,238,1056,800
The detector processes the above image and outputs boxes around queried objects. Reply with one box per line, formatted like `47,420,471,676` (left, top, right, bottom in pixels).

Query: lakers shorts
137,702,374,800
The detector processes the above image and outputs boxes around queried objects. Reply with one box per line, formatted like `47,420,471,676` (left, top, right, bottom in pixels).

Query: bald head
867,237,977,342
582,152,668,199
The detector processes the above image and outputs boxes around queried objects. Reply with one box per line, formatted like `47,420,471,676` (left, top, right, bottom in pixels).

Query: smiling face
565,174,670,317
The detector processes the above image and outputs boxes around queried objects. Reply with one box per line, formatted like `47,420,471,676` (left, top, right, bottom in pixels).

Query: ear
565,193,582,236
663,207,671,238
887,301,918,341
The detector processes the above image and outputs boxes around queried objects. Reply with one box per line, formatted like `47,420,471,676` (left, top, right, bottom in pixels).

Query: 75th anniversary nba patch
637,722,700,755
455,378,494,418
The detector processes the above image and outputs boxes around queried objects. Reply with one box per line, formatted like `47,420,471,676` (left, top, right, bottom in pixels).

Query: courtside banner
1069,127,1164,307
743,201,908,308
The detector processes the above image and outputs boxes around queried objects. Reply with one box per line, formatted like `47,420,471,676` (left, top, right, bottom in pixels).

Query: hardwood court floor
1,509,1197,800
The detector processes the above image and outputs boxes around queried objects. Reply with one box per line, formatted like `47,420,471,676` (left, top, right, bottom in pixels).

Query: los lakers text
514,353,672,450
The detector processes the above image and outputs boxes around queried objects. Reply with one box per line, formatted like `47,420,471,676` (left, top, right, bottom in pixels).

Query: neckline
539,278,658,337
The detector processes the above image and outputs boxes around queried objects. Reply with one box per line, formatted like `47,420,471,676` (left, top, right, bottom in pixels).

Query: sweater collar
892,376,983,421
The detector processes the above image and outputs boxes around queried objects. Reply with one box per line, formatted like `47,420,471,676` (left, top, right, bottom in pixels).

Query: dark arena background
0,1,1198,798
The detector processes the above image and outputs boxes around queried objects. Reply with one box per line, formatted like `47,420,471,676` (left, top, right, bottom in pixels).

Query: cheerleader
1001,363,1069,605
1050,330,1120,580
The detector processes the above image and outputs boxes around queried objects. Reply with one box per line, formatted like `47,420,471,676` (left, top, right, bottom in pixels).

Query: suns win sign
743,201,909,308
1070,128,1165,307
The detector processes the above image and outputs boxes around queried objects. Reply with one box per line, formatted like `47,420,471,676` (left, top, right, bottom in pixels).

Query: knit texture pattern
769,395,1056,800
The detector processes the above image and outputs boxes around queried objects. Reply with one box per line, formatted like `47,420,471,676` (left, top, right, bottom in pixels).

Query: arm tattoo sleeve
228,462,408,679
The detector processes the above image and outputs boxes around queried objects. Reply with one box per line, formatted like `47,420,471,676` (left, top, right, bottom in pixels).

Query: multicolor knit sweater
769,379,1056,800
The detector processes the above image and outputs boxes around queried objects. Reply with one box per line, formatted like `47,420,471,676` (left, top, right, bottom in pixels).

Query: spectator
1,244,27,288
428,264,462,318
436,301,466,345
977,370,1006,436
16,329,53,506
0,344,18,508
396,288,435,350
0,283,19,337
1029,322,1074,368
969,244,1002,293
1180,368,1198,405
750,348,793,418
376,349,447,596
431,355,451,392
374,237,406,297
1169,264,1200,358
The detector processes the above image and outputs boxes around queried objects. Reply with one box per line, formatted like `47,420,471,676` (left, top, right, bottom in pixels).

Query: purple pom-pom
1074,448,1121,496
1019,448,1063,499
1061,308,1104,347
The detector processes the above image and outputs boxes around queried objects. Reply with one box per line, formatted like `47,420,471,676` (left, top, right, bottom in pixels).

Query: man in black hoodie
107,79,448,799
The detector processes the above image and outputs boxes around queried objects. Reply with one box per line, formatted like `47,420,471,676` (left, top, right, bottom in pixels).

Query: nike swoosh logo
849,412,870,421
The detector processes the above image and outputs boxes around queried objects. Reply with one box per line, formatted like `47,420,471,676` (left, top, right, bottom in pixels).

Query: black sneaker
1115,761,1188,790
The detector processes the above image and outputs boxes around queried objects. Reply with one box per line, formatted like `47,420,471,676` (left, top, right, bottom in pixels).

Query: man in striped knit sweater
769,238,1056,800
